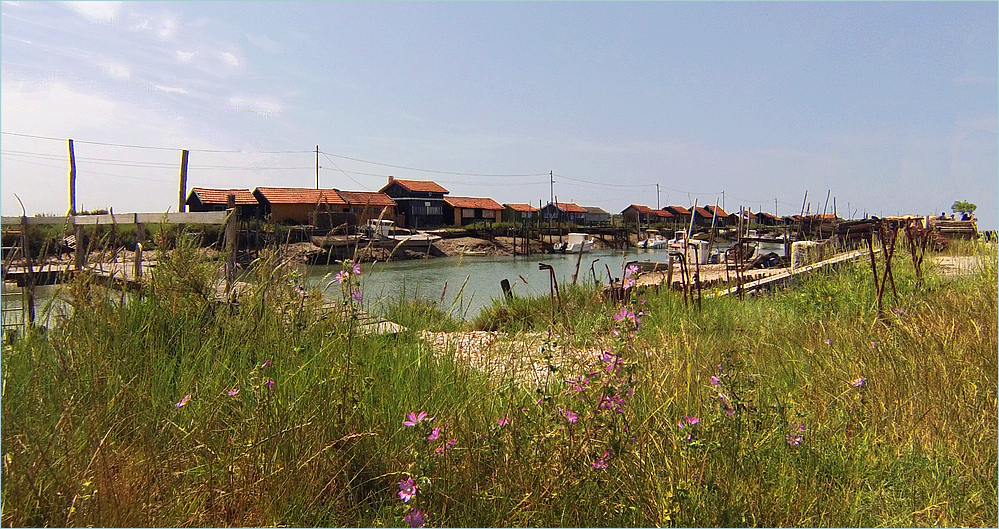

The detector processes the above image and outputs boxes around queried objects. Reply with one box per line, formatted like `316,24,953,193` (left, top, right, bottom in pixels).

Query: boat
553,232,595,253
638,236,669,249
362,219,441,249
637,229,669,249
667,231,709,264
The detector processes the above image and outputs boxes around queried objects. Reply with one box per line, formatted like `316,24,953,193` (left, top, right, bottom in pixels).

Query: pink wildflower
175,394,191,408
404,509,426,528
398,477,417,503
403,411,433,427
591,450,610,469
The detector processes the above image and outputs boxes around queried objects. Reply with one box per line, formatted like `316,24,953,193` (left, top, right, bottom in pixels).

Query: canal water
302,248,668,320
1,248,672,328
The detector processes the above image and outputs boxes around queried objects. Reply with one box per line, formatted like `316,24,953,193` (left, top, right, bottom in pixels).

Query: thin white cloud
100,62,130,80
220,52,239,69
228,96,282,117
156,15,178,40
154,84,188,94
176,50,197,63
62,1,122,24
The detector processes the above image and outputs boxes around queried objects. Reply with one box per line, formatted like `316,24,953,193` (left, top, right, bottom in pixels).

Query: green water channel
1,248,672,329
302,248,668,319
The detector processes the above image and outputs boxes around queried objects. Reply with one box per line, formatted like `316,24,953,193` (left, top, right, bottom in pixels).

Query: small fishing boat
553,232,595,253
638,235,669,249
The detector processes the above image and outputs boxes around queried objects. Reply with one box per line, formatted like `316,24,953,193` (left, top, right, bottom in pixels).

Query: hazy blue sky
2,1,996,227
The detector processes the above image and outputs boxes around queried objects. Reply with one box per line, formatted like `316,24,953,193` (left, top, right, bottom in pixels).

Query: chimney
388,175,394,184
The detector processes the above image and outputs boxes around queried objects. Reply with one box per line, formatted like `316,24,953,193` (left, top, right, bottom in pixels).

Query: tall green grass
2,240,995,526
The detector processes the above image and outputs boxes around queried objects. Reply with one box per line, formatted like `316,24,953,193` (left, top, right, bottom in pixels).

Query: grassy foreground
1,241,996,527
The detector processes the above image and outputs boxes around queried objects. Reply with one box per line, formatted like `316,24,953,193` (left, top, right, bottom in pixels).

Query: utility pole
67,139,77,215
722,190,725,211
178,149,189,213
550,170,554,206
656,183,660,209
316,145,320,189
774,198,778,217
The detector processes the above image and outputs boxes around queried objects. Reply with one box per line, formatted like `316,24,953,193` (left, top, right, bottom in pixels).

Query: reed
2,237,995,526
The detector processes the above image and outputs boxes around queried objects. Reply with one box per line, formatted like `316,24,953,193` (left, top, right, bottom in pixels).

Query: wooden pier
708,248,872,297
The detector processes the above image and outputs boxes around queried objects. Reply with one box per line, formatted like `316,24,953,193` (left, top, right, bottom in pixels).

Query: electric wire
0,131,312,153
319,149,548,178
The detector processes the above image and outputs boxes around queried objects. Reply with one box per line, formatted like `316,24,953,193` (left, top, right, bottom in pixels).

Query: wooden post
571,241,585,284
68,139,77,215
224,194,237,295
135,222,144,255
500,278,513,299
133,242,143,280
178,150,189,213
74,223,86,271
20,216,35,326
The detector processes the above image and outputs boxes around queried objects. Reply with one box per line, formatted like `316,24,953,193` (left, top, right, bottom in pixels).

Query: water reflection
301,248,666,320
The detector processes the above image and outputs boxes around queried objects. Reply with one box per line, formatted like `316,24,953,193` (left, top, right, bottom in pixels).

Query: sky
1,1,996,228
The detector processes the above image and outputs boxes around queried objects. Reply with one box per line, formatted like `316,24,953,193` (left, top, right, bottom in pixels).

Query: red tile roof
758,212,782,221
380,178,449,194
190,187,257,205
336,191,396,207
444,196,504,210
693,206,713,218
253,187,347,206
505,203,539,212
555,202,587,214
626,204,671,217
705,205,729,217
665,205,691,215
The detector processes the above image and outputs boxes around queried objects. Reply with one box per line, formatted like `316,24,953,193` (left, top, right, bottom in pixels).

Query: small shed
663,205,692,224
337,190,397,225
186,187,262,220
692,206,715,227
757,212,785,226
704,205,732,227
444,196,505,226
503,203,539,223
541,202,587,223
582,206,611,226
379,177,449,229
622,204,673,226
253,187,348,225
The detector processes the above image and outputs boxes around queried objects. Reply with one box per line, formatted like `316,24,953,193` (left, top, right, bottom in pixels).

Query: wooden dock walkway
708,248,872,297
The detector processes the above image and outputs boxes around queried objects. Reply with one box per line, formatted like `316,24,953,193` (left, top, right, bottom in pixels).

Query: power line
321,153,373,191
1,149,311,170
0,131,311,154
554,173,654,189
319,149,549,178
2,156,177,183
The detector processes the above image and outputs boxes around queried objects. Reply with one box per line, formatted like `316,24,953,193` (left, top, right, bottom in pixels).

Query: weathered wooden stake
133,242,143,280
224,194,237,295
68,139,77,215
178,149,190,213
20,215,35,326
74,224,86,271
